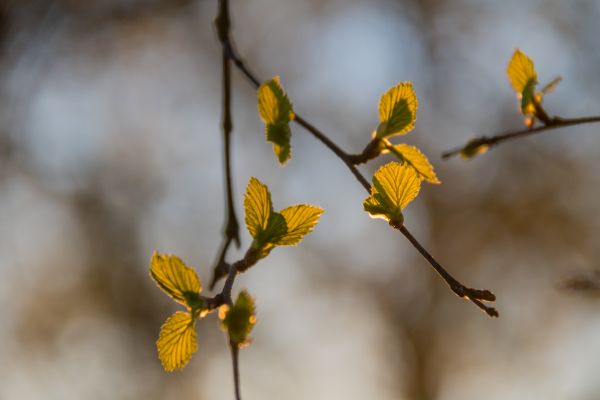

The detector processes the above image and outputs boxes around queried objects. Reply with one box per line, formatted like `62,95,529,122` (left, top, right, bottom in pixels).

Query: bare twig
442,115,600,160
396,224,498,317
210,0,240,290
230,341,241,400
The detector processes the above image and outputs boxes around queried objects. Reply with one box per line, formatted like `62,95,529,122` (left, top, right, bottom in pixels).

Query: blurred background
1,0,600,399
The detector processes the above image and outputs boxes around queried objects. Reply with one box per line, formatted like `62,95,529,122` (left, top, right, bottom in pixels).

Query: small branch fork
442,114,600,160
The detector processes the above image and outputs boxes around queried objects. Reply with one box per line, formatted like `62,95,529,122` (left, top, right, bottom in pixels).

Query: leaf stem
442,115,600,160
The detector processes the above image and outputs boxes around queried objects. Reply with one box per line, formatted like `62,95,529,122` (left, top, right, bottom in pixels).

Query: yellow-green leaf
507,49,537,95
363,162,421,223
220,290,256,348
157,311,198,371
243,177,324,257
388,143,440,184
376,82,418,139
258,76,295,165
244,177,273,240
150,252,201,309
273,204,324,246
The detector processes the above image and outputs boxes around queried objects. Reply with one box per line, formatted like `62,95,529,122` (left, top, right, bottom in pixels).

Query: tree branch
220,26,497,316
442,115,600,160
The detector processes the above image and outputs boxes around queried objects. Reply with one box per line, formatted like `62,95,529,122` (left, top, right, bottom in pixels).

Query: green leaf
266,123,292,164
257,76,295,165
387,143,440,184
157,311,198,371
220,290,257,348
273,204,324,246
376,82,418,139
363,162,421,223
256,211,287,255
150,252,202,310
520,78,537,114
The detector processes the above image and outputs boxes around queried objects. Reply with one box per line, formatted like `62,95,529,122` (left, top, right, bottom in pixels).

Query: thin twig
230,341,241,400
210,0,240,290
209,236,233,290
222,29,497,316
398,224,498,317
442,115,600,160
294,115,371,191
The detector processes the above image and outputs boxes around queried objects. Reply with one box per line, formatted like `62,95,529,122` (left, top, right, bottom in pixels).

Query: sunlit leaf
273,204,324,246
376,82,418,139
244,177,273,240
150,252,202,309
220,290,257,348
363,162,421,223
507,49,537,95
387,143,440,184
157,311,198,371
243,177,323,257
257,76,295,164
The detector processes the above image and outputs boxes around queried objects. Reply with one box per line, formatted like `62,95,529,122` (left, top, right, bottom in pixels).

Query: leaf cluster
149,176,322,371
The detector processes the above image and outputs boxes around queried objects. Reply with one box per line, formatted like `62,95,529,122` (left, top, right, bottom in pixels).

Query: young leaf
257,76,295,164
363,162,421,223
507,49,537,95
243,177,323,255
507,49,540,115
150,252,202,310
157,311,198,371
376,82,418,139
220,290,257,348
244,177,273,240
273,204,324,246
387,143,440,184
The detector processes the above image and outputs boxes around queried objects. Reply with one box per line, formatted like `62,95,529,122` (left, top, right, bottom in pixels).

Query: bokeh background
2,0,600,399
